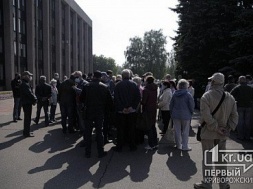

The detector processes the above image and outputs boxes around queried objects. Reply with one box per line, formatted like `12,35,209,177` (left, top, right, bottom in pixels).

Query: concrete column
88,26,93,73
3,0,14,90
73,13,78,71
65,5,71,77
42,0,50,81
84,22,89,74
55,0,62,78
26,0,36,87
79,20,84,72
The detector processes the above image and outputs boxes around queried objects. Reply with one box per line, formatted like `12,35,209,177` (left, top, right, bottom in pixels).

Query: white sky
75,0,179,66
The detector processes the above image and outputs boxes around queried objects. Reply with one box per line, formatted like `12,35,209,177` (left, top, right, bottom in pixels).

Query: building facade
0,0,93,90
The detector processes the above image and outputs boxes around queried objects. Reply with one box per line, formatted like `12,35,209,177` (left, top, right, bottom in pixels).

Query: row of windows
13,41,26,57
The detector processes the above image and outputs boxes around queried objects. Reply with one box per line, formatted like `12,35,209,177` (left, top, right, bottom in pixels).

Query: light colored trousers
173,119,191,150
201,139,228,189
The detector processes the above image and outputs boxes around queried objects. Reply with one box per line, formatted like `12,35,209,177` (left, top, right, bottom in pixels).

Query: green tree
124,30,168,78
230,0,253,75
93,55,118,74
171,0,239,95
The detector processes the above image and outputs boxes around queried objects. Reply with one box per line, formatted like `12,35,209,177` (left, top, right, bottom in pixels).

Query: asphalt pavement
0,98,252,189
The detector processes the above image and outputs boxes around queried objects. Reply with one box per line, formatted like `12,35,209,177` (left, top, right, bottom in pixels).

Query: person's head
101,72,109,82
188,79,193,87
15,73,21,80
227,75,235,83
116,74,122,81
163,81,171,88
73,71,83,83
93,70,102,80
245,75,252,84
106,70,113,78
50,79,57,87
238,76,247,84
164,74,171,81
133,76,142,86
169,80,177,89
177,79,189,89
208,72,224,86
121,69,131,80
146,76,155,84
39,75,46,84
54,73,59,80
82,74,87,80
22,71,33,82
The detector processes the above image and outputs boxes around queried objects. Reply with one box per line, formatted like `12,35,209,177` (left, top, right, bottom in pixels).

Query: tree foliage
93,55,118,74
171,0,253,95
124,29,168,78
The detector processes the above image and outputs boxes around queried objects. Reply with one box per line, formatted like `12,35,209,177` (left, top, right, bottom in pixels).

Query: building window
20,43,26,57
14,41,16,55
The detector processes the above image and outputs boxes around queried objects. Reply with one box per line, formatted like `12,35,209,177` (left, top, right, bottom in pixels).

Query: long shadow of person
166,150,197,181
95,147,154,188
30,147,101,189
29,128,81,153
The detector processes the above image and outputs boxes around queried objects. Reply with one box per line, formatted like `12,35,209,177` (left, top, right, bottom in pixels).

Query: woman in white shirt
157,81,172,135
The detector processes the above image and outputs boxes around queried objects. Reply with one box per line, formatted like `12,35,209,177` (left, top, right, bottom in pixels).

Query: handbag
196,92,226,141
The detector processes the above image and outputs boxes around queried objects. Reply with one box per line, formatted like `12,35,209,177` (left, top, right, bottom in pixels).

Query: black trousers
35,102,49,125
85,115,104,155
22,104,32,135
116,112,137,149
161,110,171,133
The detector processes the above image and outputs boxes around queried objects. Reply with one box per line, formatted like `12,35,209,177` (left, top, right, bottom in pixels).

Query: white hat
208,73,224,84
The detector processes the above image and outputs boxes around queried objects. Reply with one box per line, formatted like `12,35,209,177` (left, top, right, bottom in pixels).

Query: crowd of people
11,69,253,188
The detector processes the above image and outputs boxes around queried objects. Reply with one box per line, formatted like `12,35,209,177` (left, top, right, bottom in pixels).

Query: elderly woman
142,76,158,150
169,79,195,151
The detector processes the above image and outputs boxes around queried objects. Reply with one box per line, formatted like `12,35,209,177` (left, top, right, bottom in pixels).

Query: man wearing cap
33,76,52,126
79,70,113,158
20,71,37,137
194,72,238,189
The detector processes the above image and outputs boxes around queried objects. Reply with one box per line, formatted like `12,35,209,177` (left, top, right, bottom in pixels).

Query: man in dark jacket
231,75,253,141
33,76,52,126
58,74,76,134
113,69,141,152
80,71,113,158
11,73,22,122
20,71,37,137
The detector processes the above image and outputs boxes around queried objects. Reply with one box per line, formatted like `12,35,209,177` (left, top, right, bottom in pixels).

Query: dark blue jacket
20,79,37,105
114,79,141,112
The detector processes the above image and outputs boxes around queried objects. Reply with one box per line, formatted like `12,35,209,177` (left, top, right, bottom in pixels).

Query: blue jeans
147,124,158,148
237,107,252,140
13,97,22,120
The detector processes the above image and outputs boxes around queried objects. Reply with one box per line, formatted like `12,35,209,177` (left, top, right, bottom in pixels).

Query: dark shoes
23,133,34,137
33,119,38,125
17,117,22,120
13,120,17,122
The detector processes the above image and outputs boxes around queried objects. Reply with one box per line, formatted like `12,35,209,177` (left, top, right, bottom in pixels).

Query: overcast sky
75,0,179,66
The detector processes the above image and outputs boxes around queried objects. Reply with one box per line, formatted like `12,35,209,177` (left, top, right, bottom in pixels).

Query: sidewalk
0,98,252,189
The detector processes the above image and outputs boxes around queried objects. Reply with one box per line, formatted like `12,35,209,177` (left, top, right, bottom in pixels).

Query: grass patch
0,91,12,95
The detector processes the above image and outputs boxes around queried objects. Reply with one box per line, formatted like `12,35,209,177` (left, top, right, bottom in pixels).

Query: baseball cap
208,73,224,84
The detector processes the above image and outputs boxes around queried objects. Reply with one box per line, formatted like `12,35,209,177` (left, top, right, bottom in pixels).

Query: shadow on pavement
166,149,197,181
0,121,14,128
97,147,155,188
